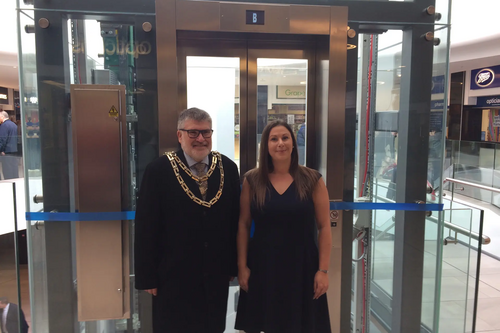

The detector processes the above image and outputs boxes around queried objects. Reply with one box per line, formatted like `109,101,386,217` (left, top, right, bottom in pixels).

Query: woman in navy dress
235,120,332,333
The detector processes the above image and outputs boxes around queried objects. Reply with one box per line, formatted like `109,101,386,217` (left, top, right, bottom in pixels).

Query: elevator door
178,37,316,177
178,36,316,332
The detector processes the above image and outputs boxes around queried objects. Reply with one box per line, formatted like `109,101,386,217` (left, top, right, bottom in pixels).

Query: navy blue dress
235,180,331,333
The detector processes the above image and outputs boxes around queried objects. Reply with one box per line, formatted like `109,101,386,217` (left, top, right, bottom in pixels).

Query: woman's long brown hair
246,120,319,209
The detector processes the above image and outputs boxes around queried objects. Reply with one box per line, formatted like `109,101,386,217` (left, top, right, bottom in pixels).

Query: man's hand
145,288,157,296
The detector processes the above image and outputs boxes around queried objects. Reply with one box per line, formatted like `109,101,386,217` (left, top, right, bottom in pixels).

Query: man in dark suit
0,110,19,179
134,107,240,332
0,297,29,333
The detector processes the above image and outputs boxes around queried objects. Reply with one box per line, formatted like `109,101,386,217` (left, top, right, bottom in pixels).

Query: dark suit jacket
0,120,18,154
134,150,240,333
4,303,29,333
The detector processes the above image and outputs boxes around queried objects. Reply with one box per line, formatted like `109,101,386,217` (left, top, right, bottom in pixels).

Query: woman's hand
145,288,157,296
238,266,251,292
313,271,328,299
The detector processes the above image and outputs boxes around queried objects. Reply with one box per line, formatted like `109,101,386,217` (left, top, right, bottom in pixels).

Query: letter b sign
246,10,264,25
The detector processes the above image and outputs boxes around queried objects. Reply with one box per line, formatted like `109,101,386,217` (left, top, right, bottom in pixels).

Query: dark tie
194,162,208,200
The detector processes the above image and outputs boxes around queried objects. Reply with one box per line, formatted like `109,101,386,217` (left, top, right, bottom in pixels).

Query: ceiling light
300,81,306,85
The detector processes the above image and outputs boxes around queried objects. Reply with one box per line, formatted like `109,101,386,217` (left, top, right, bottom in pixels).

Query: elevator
161,3,353,332
18,0,444,332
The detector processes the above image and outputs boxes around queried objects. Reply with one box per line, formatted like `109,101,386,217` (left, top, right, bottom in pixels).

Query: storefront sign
276,86,306,99
430,100,445,110
476,95,500,107
471,65,500,89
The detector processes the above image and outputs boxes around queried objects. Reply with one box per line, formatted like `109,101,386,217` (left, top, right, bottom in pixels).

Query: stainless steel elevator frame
156,1,349,332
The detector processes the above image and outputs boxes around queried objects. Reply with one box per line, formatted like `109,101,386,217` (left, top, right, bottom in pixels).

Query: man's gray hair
0,111,9,120
177,108,212,129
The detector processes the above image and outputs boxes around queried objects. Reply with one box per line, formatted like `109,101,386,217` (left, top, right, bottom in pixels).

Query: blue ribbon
26,211,135,221
26,202,442,222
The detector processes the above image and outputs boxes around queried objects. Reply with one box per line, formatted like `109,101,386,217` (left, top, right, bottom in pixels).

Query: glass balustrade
445,140,500,209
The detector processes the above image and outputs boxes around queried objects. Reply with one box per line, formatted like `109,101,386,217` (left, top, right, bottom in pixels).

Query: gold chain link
165,151,225,208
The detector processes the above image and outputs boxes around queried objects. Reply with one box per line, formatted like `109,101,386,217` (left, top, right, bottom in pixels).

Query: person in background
297,122,306,165
15,120,22,158
0,297,29,333
134,107,241,333
0,110,19,179
235,119,332,333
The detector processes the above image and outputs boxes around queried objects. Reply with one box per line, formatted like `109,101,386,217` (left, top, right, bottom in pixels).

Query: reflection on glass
373,31,402,196
17,9,42,331
186,56,240,168
256,58,307,166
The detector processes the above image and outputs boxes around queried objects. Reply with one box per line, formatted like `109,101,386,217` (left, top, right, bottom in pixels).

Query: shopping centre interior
1,0,500,332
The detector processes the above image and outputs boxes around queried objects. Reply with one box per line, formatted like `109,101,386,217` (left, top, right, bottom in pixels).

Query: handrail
445,178,500,194
374,194,490,245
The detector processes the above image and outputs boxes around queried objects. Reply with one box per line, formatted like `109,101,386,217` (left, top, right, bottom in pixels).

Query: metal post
391,24,434,333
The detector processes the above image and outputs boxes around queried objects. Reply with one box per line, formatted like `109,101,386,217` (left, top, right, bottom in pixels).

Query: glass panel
256,58,307,166
370,205,396,331
186,56,240,168
450,140,496,203
373,31,402,200
17,8,43,332
438,199,483,333
19,13,157,331
422,22,451,332
494,144,500,208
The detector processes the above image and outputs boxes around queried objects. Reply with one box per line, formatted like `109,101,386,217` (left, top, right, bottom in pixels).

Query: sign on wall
0,87,9,105
430,99,445,111
431,75,445,94
276,86,306,99
470,65,500,90
476,95,500,108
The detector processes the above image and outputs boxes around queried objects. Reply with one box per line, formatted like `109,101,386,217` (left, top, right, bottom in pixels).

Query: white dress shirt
183,152,209,176
2,303,9,333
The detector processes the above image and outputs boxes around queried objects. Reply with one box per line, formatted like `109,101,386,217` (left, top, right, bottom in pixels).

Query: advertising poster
485,109,500,142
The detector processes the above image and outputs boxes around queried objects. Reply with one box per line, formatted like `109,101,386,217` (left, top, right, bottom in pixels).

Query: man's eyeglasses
179,129,214,138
